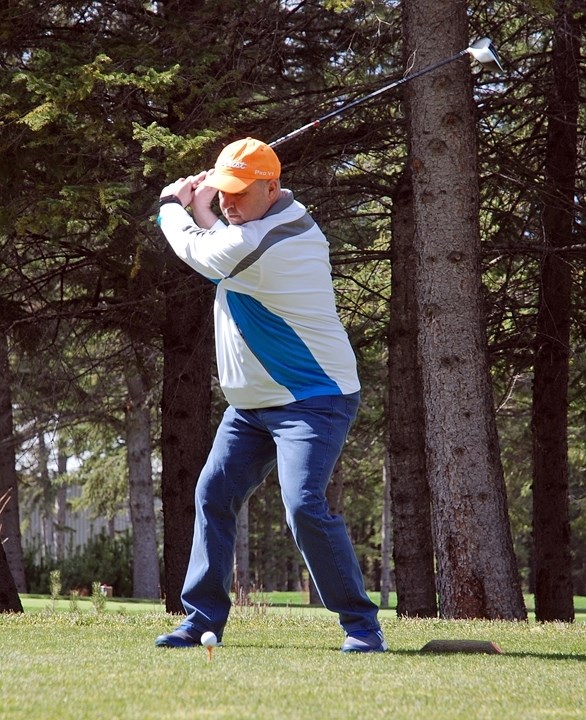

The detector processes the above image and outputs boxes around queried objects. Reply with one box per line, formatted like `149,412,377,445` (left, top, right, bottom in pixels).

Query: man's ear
267,179,280,198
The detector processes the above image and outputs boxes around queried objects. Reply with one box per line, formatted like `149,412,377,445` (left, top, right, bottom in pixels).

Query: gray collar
263,189,294,218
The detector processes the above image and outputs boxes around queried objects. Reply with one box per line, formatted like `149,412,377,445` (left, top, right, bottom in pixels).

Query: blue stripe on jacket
226,290,341,399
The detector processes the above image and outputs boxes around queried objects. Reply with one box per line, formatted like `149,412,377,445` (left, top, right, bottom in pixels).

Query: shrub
24,530,133,597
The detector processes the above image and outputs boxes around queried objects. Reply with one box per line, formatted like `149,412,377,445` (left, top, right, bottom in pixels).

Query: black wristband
159,195,183,207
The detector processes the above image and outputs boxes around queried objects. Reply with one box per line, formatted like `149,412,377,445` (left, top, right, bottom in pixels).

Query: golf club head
466,37,504,73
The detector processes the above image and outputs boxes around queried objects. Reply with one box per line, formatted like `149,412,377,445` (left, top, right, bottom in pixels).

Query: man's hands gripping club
160,171,219,229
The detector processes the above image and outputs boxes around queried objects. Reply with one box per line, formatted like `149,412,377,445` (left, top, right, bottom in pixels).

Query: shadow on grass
224,640,586,662
390,649,586,662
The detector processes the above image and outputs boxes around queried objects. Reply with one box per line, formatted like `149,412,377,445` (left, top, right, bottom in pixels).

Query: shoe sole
341,640,389,653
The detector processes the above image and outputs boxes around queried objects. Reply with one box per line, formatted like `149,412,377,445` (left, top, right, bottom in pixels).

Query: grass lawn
2,595,586,719
18,591,586,621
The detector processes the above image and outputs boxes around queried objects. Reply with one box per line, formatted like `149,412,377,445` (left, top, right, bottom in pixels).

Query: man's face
219,179,280,225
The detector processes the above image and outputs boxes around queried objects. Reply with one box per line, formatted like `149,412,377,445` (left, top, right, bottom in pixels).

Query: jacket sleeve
157,202,252,282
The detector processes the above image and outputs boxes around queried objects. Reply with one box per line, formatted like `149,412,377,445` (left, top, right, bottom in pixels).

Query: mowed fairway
2,603,585,720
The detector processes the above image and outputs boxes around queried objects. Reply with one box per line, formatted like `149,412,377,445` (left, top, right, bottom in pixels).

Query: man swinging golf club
155,137,386,653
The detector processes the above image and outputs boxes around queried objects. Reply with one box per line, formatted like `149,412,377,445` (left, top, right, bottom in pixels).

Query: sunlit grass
18,591,586,622
2,608,585,719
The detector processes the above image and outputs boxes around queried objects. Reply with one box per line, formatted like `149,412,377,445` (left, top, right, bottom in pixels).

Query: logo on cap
219,160,247,169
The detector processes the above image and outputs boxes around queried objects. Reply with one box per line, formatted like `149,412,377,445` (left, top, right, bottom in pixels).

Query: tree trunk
388,169,437,618
161,259,213,612
403,0,526,619
531,0,579,623
55,451,68,562
0,329,26,593
0,538,23,613
326,462,344,516
124,346,161,599
379,453,392,609
37,432,55,561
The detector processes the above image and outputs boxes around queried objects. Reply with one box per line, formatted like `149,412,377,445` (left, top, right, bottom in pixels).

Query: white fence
21,485,132,563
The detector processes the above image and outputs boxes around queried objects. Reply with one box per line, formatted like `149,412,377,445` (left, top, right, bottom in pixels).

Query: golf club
269,37,503,148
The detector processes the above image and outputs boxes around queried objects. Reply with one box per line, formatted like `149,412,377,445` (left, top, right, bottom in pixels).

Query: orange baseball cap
205,137,281,193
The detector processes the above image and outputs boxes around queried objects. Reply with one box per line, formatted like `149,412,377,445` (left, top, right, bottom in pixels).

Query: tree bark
124,344,161,599
531,0,579,623
403,0,526,619
55,451,68,562
0,329,26,593
37,432,55,561
379,453,392,609
388,169,437,618
326,462,344,516
0,538,23,613
161,258,213,613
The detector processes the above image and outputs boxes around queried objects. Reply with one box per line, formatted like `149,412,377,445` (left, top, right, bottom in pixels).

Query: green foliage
526,0,556,14
24,530,133,597
91,580,107,614
132,123,220,177
322,0,358,10
48,569,61,612
69,442,128,520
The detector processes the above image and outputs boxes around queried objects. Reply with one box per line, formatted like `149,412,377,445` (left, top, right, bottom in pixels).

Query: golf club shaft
269,49,468,148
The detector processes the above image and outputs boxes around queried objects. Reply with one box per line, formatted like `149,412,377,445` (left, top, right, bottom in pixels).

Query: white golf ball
201,631,218,647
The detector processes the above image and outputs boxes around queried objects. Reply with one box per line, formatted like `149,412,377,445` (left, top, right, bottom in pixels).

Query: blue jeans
180,392,380,638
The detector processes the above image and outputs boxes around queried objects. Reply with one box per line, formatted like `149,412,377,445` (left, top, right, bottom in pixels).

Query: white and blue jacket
158,191,360,409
